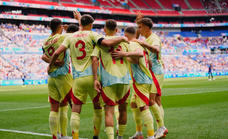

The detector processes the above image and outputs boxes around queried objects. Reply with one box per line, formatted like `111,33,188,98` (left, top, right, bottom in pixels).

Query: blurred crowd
1,23,228,80
1,54,48,80
202,0,228,14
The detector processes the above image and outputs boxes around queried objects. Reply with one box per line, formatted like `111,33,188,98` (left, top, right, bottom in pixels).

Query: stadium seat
13,0,60,6
97,0,113,7
144,0,162,9
61,3,102,10
187,0,204,9
182,10,207,16
132,10,156,16
131,0,149,9
157,11,180,16
75,0,93,5
108,8,132,14
59,0,74,4
158,0,188,9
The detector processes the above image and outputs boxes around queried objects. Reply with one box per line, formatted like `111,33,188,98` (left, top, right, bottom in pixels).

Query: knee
149,99,156,106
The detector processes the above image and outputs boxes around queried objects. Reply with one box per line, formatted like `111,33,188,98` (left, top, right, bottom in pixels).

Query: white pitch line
0,129,51,137
163,89,228,96
0,106,49,112
0,102,94,112
0,129,88,139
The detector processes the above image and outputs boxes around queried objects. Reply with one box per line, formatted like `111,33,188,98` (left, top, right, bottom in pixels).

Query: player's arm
42,53,65,67
92,56,101,93
73,10,81,30
111,48,143,59
132,39,160,54
98,36,129,47
47,45,66,73
149,61,152,69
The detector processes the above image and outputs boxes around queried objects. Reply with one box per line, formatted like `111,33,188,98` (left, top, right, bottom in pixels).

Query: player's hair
137,18,153,29
105,19,117,31
124,26,136,35
50,18,62,33
66,24,79,33
80,14,94,26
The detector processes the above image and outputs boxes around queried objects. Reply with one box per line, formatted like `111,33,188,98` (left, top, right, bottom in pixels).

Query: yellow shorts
151,73,164,96
48,73,73,103
130,82,152,108
72,75,100,104
100,84,130,107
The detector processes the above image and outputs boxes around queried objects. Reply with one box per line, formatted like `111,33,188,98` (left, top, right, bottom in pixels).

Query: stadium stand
132,10,156,16
61,3,102,10
75,0,93,5
131,0,149,9
187,0,204,9
158,0,188,9
107,8,132,14
144,0,162,9
156,11,180,16
97,0,113,7
59,0,74,4
13,0,60,6
182,10,208,16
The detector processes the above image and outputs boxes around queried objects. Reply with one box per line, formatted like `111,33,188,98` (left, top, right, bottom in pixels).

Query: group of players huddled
42,11,168,139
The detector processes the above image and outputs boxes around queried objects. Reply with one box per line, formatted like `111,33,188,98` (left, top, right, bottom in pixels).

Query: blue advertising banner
1,79,47,86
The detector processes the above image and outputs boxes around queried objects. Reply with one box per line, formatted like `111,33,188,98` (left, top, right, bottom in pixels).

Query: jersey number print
75,40,86,60
108,46,123,64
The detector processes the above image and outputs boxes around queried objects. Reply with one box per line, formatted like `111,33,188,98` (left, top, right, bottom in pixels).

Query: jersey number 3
75,40,86,60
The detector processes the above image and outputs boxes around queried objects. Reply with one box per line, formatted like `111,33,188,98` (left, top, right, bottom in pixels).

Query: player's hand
94,80,101,93
73,10,81,21
135,11,144,22
132,39,143,45
111,48,125,59
54,60,65,67
62,24,68,31
122,36,129,44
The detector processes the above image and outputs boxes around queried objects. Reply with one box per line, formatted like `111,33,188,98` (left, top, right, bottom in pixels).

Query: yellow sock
131,108,142,131
160,105,164,124
49,111,58,138
141,109,154,137
114,105,119,124
93,109,103,136
118,124,126,136
106,126,114,139
60,106,69,137
70,112,80,139
150,103,164,128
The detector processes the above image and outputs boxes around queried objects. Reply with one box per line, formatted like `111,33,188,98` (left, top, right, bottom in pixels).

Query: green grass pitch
0,76,228,139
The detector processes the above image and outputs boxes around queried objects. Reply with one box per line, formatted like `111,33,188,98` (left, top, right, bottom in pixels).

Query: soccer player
42,19,74,139
47,14,129,139
134,16,168,139
111,26,155,139
208,64,215,81
91,19,136,139
42,23,79,138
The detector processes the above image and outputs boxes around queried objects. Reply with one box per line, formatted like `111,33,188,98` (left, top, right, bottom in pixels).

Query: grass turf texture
0,76,228,139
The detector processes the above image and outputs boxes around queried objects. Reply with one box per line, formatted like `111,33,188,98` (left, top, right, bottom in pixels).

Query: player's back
43,33,70,76
129,41,152,84
98,36,130,87
146,33,164,74
63,30,102,79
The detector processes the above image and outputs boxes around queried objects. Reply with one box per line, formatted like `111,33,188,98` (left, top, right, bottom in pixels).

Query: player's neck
145,31,152,39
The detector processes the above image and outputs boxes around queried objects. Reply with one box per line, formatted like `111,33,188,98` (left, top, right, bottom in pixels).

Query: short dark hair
66,24,79,33
80,14,94,26
105,19,117,31
124,26,136,35
50,18,62,33
137,18,153,29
